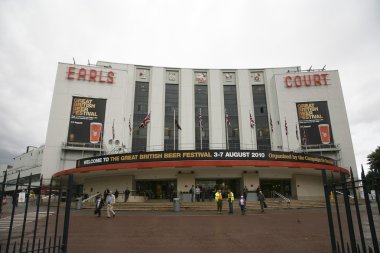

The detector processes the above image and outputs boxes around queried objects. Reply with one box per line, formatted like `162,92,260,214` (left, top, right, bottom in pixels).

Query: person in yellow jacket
227,190,234,214
215,189,223,214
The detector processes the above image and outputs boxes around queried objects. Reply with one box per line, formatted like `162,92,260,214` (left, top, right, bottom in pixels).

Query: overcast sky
0,0,379,174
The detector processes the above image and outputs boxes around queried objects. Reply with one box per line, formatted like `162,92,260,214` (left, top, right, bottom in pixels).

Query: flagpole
250,111,253,150
296,123,301,151
173,108,176,151
200,108,203,151
270,114,273,151
129,114,132,153
286,118,290,151
225,109,229,150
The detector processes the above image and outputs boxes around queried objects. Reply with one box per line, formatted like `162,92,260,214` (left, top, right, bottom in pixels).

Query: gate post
374,167,380,215
350,167,366,253
340,171,357,253
322,169,337,253
61,174,73,253
0,171,7,218
361,166,379,253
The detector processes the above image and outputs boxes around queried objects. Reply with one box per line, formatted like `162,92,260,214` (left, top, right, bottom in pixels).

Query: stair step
82,199,328,211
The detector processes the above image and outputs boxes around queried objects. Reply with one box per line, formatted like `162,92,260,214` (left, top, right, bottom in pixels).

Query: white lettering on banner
83,158,103,165
225,152,250,158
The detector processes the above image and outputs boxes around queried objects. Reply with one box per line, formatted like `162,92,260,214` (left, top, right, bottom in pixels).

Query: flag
302,129,307,145
175,119,182,130
225,112,231,127
199,111,203,129
249,113,255,128
128,117,132,135
139,112,151,128
112,120,115,140
296,123,299,141
285,119,288,136
270,115,273,132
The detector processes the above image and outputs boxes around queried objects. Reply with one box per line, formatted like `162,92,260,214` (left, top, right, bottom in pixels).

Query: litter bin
173,198,180,212
76,197,82,210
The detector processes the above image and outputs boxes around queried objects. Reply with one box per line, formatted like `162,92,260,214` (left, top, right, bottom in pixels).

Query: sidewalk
66,208,332,253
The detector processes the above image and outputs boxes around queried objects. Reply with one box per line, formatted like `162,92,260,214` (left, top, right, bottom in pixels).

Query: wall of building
42,63,128,179
177,173,195,193
242,173,259,191
274,71,357,177
39,62,356,191
294,174,324,200
83,175,133,202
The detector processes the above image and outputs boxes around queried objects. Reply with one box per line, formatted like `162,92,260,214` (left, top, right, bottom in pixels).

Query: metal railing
0,172,74,253
322,167,379,253
335,190,354,199
271,190,291,208
81,193,100,203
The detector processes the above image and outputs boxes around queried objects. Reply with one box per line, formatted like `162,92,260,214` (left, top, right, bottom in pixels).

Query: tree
365,146,380,190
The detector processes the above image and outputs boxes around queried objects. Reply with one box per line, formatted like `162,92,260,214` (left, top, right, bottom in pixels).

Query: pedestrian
189,185,195,202
12,191,18,207
258,190,266,213
243,186,248,200
124,188,130,202
239,195,246,215
106,191,116,218
195,185,201,202
103,188,109,202
215,189,223,214
94,194,104,217
114,190,119,200
29,191,35,206
227,189,234,214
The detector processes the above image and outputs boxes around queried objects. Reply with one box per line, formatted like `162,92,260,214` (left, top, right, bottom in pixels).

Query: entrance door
195,179,241,199
136,180,177,199
259,179,292,198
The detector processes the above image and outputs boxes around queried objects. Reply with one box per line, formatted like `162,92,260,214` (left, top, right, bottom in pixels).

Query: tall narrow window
194,71,209,150
223,83,240,150
132,70,150,152
164,83,179,150
252,85,270,149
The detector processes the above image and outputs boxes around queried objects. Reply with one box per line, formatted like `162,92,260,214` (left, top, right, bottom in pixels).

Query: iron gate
0,172,73,253
322,167,380,253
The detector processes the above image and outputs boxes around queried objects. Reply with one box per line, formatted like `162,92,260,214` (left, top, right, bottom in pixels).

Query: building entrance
259,179,292,198
195,179,241,199
136,180,177,200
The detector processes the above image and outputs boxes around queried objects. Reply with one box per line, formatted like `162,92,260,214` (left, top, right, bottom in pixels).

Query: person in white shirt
106,191,116,218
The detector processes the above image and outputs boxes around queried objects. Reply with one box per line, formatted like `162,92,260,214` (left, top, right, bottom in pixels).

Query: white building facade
37,61,356,200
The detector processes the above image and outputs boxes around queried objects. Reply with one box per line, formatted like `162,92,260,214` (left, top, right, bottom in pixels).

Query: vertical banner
296,101,334,147
67,96,107,144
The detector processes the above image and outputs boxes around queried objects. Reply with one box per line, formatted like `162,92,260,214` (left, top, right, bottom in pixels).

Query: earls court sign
284,73,329,88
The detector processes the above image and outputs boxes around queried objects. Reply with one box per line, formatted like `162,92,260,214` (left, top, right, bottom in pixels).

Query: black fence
0,172,73,253
322,167,380,253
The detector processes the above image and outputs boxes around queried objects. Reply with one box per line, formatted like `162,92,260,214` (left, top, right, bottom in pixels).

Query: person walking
189,185,195,202
106,191,116,218
94,194,104,217
239,195,246,215
195,185,201,202
215,189,223,214
258,190,266,213
243,186,248,201
124,188,130,202
227,190,234,214
114,190,119,200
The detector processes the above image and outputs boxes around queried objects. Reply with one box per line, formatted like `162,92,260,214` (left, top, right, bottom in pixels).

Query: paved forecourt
66,208,333,253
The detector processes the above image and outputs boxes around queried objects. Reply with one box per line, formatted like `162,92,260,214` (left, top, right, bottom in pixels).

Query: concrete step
83,199,328,211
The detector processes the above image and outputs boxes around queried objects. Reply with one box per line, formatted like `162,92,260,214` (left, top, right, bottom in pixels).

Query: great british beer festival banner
76,150,336,168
